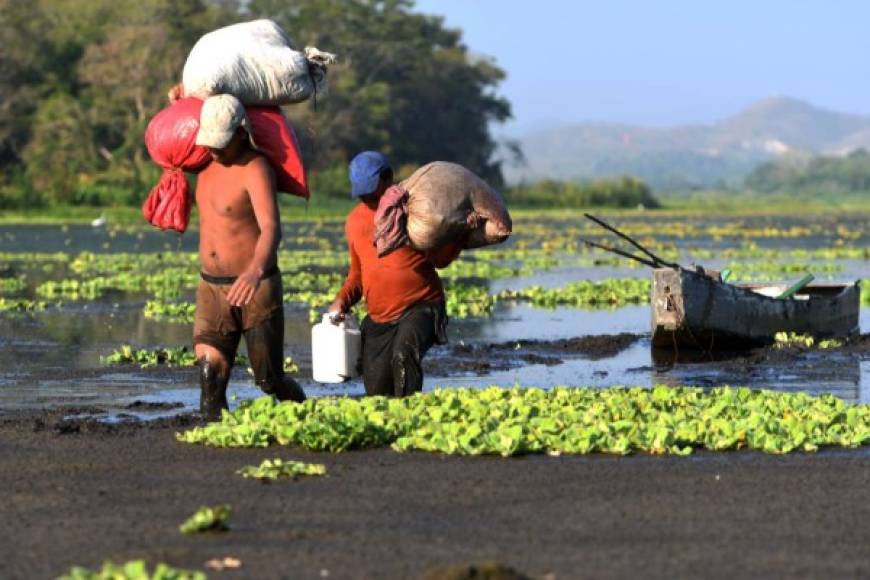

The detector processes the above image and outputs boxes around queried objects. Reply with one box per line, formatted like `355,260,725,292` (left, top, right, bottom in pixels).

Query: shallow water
1,216,868,417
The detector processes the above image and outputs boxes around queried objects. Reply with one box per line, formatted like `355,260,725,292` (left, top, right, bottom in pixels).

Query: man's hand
227,271,261,307
168,83,184,103
327,298,346,322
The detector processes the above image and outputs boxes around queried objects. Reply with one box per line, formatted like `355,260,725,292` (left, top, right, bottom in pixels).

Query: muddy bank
428,333,642,377
652,333,870,368
2,415,870,579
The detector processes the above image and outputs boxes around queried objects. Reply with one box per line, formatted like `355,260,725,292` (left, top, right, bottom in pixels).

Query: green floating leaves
499,278,651,309
176,386,870,457
237,458,326,480
102,345,198,368
0,275,25,294
102,345,252,369
143,300,196,323
0,297,46,313
774,332,844,350
179,504,231,535
59,560,205,580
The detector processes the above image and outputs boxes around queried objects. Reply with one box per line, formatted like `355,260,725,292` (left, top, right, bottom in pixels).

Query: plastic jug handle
326,312,345,326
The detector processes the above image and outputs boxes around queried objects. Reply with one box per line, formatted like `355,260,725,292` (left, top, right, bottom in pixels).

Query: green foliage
237,458,326,480
59,560,205,580
773,332,844,350
102,345,199,368
1,0,512,206
0,276,26,294
143,300,196,323
176,386,870,456
179,504,231,534
508,176,661,209
747,149,870,195
444,283,497,318
725,261,842,282
499,278,651,308
37,278,109,300
0,297,46,313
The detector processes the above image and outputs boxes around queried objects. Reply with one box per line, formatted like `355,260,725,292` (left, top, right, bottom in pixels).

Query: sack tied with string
143,97,308,233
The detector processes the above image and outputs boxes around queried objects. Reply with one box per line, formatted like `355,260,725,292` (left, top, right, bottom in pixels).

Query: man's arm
226,157,281,306
328,223,363,318
426,237,466,269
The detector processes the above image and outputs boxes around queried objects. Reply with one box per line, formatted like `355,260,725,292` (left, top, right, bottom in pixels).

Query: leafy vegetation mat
60,560,204,580
178,504,231,535
237,458,326,480
177,386,870,456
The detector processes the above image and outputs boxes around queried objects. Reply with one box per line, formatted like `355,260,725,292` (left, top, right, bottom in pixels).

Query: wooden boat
651,268,861,349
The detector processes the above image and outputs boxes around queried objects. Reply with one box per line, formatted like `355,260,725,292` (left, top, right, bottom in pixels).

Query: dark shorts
192,267,283,362
360,301,447,397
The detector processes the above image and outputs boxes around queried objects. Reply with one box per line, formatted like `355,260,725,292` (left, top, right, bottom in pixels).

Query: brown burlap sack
402,162,512,251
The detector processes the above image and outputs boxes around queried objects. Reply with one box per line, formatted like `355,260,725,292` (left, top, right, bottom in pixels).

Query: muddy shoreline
2,409,870,579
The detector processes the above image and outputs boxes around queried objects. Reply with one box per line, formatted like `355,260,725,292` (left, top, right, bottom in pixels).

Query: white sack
182,19,335,106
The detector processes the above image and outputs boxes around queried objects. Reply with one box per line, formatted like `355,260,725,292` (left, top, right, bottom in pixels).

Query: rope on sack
304,47,337,113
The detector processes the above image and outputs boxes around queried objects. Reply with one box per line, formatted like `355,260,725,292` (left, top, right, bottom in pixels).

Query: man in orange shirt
328,151,461,397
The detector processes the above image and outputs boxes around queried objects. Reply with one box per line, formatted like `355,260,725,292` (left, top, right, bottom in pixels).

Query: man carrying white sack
328,151,465,398
192,94,305,421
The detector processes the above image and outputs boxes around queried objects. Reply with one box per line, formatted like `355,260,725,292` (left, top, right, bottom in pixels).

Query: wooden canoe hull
651,268,861,349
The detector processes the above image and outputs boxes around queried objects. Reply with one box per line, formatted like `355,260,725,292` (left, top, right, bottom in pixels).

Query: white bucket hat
196,94,257,150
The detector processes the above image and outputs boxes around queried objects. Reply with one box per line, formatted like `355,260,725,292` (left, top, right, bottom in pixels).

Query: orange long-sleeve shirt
336,202,462,323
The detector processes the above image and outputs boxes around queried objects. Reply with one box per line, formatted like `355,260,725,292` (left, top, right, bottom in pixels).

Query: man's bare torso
195,152,272,276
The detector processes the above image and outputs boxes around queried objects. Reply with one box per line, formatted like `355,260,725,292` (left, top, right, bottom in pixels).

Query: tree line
745,149,870,195
508,176,661,209
0,0,514,208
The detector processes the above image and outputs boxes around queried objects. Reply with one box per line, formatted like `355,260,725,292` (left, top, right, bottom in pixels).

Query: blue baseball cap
349,151,391,198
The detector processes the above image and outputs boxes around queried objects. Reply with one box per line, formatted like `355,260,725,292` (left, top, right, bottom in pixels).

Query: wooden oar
584,213,682,270
580,238,660,269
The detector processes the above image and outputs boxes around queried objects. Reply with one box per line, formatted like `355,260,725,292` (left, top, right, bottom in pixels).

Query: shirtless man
192,94,305,421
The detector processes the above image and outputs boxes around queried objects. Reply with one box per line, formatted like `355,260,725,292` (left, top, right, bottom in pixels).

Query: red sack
143,97,210,233
248,106,309,199
143,98,309,233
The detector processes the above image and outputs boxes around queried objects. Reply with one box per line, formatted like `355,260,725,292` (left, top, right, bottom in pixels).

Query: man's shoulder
242,152,273,173
238,153,276,190
345,204,372,234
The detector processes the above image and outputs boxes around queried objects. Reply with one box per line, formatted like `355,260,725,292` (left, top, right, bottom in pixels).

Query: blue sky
414,0,870,135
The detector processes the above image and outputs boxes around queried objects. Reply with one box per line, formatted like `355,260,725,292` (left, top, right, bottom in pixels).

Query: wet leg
194,342,236,421
391,308,437,397
243,314,306,403
360,317,397,396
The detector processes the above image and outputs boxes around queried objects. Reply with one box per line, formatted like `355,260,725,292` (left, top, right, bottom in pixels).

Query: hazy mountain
507,97,870,190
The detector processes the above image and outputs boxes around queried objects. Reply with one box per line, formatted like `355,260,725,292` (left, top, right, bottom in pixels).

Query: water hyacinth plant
773,332,845,350
177,386,870,457
237,458,326,480
498,278,651,308
0,275,26,294
143,300,197,323
59,560,205,580
102,345,251,368
179,504,231,534
0,297,46,313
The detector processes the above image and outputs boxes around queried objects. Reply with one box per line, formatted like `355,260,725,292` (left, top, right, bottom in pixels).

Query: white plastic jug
311,313,362,383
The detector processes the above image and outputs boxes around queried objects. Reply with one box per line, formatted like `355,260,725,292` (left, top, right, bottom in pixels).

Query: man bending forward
192,94,305,421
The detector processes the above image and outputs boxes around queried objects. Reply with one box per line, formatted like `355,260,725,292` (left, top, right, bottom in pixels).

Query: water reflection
1,222,869,414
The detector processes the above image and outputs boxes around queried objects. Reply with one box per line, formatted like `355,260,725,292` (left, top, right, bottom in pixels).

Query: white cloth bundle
182,19,336,106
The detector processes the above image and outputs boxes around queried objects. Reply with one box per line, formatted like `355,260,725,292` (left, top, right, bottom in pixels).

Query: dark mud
124,400,186,411
2,415,870,579
429,333,642,377
653,333,870,369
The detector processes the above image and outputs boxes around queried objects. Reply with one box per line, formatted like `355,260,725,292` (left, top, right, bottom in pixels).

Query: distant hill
507,97,870,190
